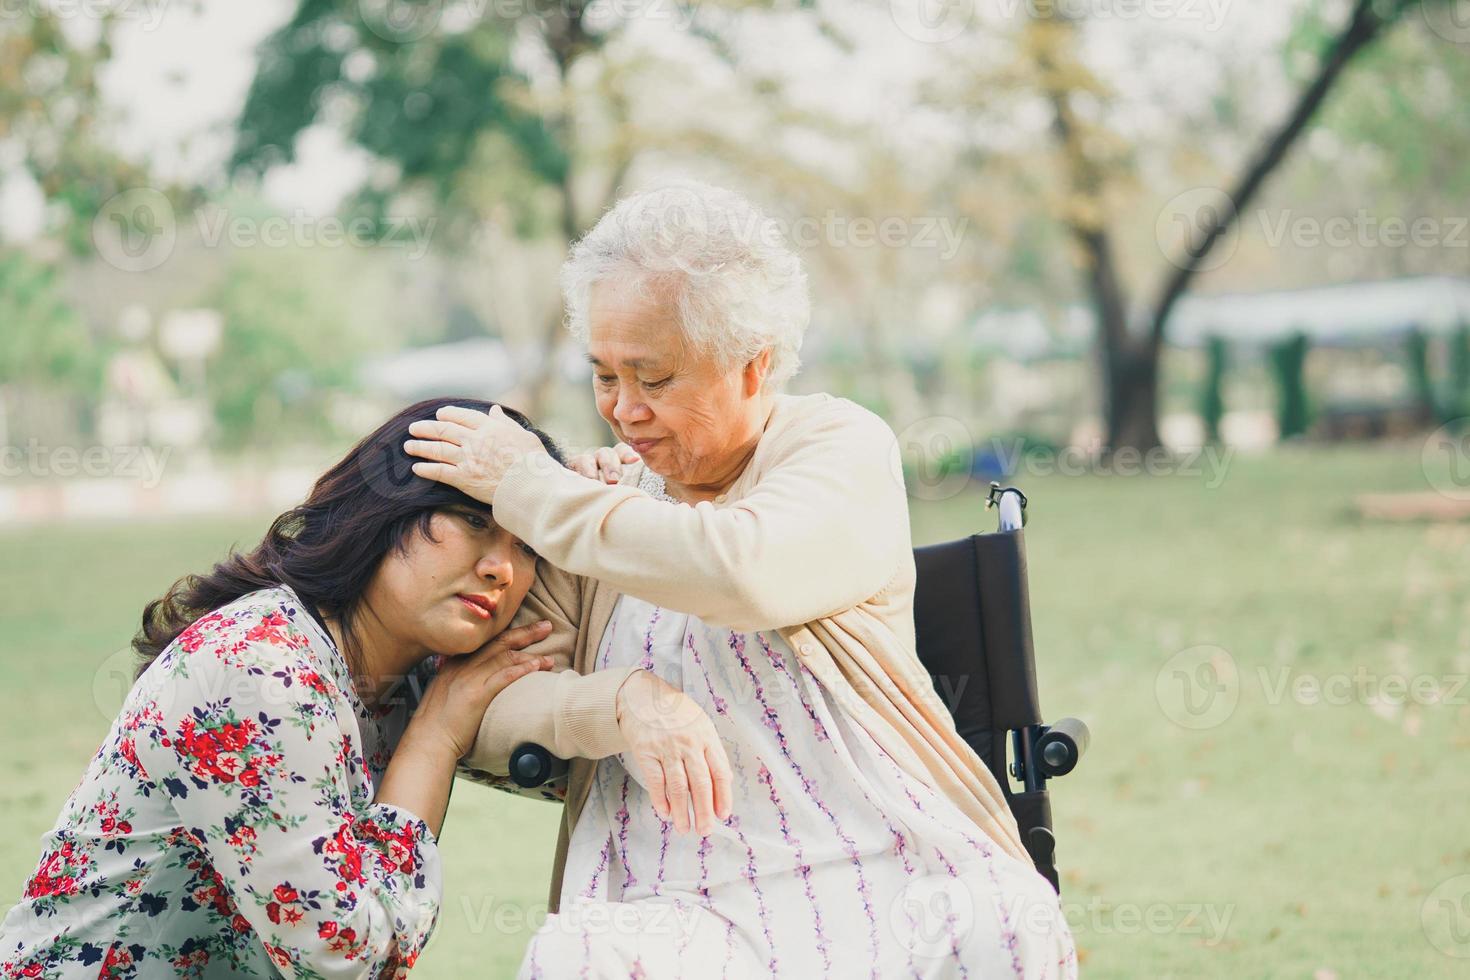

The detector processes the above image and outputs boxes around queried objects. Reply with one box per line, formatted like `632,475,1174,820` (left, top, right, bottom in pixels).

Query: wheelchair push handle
986,482,1028,531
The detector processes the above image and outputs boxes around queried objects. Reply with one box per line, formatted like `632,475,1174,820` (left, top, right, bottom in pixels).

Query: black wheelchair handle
1035,717,1090,778
509,742,555,788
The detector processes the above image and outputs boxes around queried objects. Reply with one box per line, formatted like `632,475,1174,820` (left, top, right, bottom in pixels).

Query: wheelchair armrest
510,742,569,788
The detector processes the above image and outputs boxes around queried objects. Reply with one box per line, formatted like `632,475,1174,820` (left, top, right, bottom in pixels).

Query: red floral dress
0,586,444,979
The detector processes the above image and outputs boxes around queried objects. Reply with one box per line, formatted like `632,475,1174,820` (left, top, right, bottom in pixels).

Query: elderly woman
404,181,1077,977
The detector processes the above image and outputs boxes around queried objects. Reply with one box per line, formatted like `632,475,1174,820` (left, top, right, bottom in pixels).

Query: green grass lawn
2,444,1467,978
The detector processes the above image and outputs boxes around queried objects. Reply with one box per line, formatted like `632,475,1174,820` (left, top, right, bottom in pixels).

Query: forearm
464,664,641,774
375,727,459,838
493,452,906,630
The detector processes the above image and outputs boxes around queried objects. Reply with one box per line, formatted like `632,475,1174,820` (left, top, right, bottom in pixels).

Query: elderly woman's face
587,280,768,489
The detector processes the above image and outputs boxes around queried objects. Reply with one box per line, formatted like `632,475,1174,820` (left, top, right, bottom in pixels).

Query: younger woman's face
366,505,538,657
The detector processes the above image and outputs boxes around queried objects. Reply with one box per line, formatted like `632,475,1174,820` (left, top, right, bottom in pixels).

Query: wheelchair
509,482,1090,893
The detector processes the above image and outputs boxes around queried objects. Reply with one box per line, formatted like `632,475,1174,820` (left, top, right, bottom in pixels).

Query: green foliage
1449,325,1470,423
231,1,569,244
1402,327,1437,423
1269,331,1311,439
200,250,364,449
0,8,163,251
0,251,100,393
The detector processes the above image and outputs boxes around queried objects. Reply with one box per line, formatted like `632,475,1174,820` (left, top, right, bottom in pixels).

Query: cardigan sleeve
460,559,638,778
490,397,911,632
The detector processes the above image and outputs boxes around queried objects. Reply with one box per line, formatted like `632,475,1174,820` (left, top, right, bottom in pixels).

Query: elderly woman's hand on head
404,404,550,503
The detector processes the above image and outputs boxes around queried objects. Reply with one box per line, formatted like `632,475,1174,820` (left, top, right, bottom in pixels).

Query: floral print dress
0,586,443,979
517,593,1078,979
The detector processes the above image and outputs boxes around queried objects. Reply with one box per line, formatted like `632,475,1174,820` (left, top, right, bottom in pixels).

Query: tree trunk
1104,344,1161,452
1034,0,1399,453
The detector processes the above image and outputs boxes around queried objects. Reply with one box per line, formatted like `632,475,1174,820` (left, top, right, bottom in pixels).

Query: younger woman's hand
406,620,555,760
615,670,733,836
566,443,640,484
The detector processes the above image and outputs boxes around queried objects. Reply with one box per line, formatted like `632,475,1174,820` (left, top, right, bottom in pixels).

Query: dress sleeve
130,624,441,979
491,398,912,631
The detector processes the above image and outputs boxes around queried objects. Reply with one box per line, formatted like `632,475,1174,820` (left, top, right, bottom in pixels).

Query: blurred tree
0,6,170,253
202,249,367,449
1402,327,1436,425
1022,0,1458,451
1200,335,1227,445
0,252,103,444
1450,325,1470,424
231,0,647,416
1269,331,1311,440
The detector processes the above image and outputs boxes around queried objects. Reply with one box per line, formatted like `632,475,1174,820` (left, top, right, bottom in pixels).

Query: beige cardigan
465,391,1026,911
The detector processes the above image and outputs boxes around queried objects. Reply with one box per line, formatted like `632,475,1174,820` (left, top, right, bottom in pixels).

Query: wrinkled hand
403,404,549,504
407,620,555,761
566,443,640,484
616,670,733,836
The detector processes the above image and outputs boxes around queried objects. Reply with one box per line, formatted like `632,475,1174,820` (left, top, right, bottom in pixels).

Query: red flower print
318,921,338,940
245,611,291,646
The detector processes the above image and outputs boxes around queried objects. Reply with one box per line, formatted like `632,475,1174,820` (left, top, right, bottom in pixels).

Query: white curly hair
560,179,810,390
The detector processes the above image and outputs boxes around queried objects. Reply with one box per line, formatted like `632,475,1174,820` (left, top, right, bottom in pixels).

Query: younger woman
1,398,563,979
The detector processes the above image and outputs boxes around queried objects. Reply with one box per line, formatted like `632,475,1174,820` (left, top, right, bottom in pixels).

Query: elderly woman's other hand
615,670,733,837
566,442,640,484
404,404,548,503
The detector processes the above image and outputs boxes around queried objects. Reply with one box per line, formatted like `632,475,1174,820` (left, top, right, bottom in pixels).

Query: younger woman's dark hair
133,397,566,679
